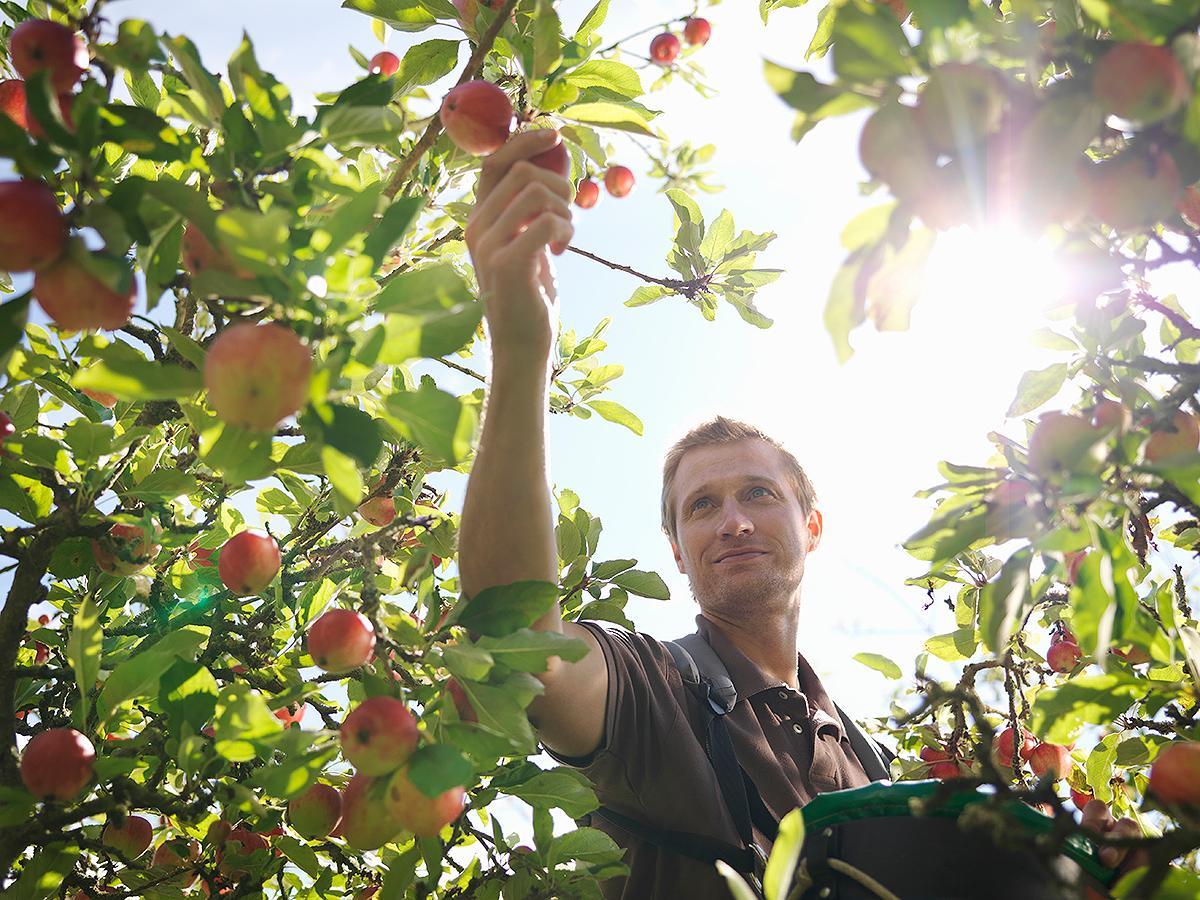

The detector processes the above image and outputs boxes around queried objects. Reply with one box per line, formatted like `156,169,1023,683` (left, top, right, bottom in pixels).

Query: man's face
669,440,822,616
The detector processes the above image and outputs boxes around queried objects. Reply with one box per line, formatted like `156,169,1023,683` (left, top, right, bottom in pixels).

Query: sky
10,0,1197,850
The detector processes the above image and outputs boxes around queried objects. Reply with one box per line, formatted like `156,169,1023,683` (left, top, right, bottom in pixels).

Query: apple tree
0,0,786,897
742,0,1200,896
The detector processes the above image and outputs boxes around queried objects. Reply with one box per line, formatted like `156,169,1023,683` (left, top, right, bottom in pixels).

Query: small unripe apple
102,815,154,858
604,165,635,198
650,32,681,66
34,250,137,331
288,782,343,839
1047,639,1082,674
385,765,466,837
217,828,268,879
10,19,89,93
0,79,27,130
308,608,376,672
340,773,403,850
340,696,419,775
575,179,599,209
20,727,95,800
218,530,281,595
368,51,400,77
1027,411,1107,479
0,179,67,273
92,522,162,576
1144,411,1200,463
992,726,1036,769
1090,399,1132,434
683,18,711,46
1028,742,1072,780
529,139,569,178
1149,741,1200,806
446,678,477,723
1092,42,1188,128
440,80,513,156
204,322,312,432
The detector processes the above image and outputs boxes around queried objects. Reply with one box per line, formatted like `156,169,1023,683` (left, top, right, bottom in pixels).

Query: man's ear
671,540,686,574
806,508,824,552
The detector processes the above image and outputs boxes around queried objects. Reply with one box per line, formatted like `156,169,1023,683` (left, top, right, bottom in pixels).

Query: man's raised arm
457,130,608,760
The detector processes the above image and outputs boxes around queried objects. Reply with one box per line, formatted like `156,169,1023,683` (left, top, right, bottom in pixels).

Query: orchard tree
0,0,790,897
718,0,1200,897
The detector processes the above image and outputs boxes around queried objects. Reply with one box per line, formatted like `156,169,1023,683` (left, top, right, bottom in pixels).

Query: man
456,130,1147,899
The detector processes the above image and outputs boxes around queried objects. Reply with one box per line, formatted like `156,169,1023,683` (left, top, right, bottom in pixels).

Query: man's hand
465,128,575,357
1080,799,1150,874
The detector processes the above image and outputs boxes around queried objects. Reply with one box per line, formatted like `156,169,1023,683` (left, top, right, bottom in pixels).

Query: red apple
1087,147,1182,230
604,165,635,198
10,20,89,93
1178,184,1200,228
920,746,951,764
37,613,50,625
575,179,599,209
340,773,403,850
92,522,162,576
181,223,249,280
34,251,136,331
102,815,154,859
308,609,376,673
204,322,312,432
1092,42,1188,128
288,783,342,839
1028,742,1072,780
650,32,681,66
20,727,95,800
357,482,396,527
25,91,73,140
0,411,13,444
440,80,513,156
385,765,465,837
1149,742,1200,806
529,138,569,178
1027,411,1107,479
217,828,268,879
218,530,280,595
151,838,201,887
1090,399,1132,435
992,726,1037,769
0,179,67,273
273,703,306,726
1145,411,1200,463
683,18,711,46
1047,639,1082,674
82,388,118,409
1071,788,1095,810
0,79,28,130
33,641,48,665
930,761,967,780
340,696,419,776
446,678,477,723
368,51,400,77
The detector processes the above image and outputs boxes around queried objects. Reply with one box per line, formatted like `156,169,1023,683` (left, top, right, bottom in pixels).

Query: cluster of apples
1,18,87,139
648,17,712,66
296,609,465,847
859,39,1195,232
438,78,637,212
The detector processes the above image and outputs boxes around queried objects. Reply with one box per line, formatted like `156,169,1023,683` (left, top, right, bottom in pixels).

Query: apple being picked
440,80,513,155
340,696,419,775
218,529,281,595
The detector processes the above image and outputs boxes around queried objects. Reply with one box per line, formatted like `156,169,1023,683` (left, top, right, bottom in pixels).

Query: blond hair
660,416,818,546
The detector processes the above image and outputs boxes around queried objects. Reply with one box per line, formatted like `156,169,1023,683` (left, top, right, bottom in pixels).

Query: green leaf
322,444,364,508
504,769,599,819
585,399,643,435
979,547,1032,653
313,183,383,257
611,569,669,600
574,0,611,42
1006,364,1069,418
363,264,482,365
362,196,424,267
159,660,220,733
924,628,978,662
128,469,198,503
459,582,558,637
384,375,477,468
341,0,439,31
67,598,102,730
565,61,641,99
546,827,624,869
591,559,636,580
98,627,209,724
852,652,902,679
559,102,658,137
310,404,383,469
1029,673,1149,744
164,35,225,126
475,629,590,672
455,677,541,752
274,835,321,878
213,682,284,762
73,358,203,401
407,744,474,796
532,0,564,79
393,39,459,94
830,2,914,83
319,104,406,145
441,643,494,681
763,807,806,900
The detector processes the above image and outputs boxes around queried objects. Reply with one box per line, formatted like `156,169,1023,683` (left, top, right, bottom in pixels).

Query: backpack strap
834,702,895,782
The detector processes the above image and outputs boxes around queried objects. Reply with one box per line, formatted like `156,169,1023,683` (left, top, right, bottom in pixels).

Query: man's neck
700,606,801,690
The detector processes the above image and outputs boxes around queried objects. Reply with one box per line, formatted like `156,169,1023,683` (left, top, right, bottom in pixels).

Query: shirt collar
694,614,846,740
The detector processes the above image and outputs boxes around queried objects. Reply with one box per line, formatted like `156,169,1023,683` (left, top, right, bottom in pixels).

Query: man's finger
477,129,562,200
1080,798,1113,832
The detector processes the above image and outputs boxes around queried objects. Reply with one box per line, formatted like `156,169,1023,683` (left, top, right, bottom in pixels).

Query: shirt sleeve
543,621,691,814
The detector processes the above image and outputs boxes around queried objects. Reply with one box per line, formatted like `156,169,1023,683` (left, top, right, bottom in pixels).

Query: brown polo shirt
545,615,875,900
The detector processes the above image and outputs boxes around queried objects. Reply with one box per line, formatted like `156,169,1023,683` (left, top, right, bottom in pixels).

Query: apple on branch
368,51,400,77
604,165,635,198
102,815,154,859
20,727,95,801
0,79,28,130
308,608,377,673
288,782,343,840
33,241,137,331
0,178,67,273
340,695,419,775
218,529,281,595
385,765,466,838
204,322,313,432
440,80,513,156
10,19,89,93
340,772,403,850
92,521,162,576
